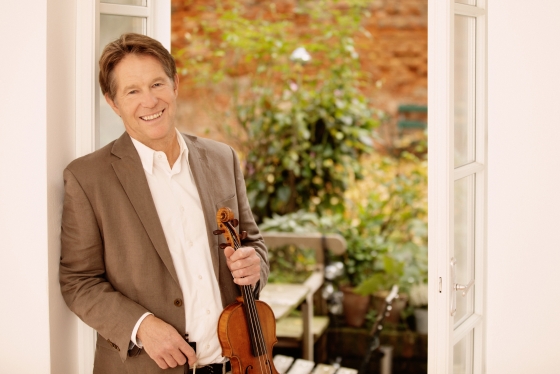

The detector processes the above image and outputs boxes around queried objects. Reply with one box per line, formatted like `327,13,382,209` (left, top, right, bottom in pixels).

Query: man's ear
104,93,121,117
173,74,179,97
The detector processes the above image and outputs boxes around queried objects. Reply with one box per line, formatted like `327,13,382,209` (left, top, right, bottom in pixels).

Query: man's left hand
223,246,261,287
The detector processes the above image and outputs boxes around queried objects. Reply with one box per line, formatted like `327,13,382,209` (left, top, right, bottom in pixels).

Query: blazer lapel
183,134,221,282
110,133,180,287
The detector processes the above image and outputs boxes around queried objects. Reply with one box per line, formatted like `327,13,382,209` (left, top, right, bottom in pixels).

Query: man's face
105,54,178,148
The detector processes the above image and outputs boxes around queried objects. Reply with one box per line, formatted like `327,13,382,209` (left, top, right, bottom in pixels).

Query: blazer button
174,298,183,307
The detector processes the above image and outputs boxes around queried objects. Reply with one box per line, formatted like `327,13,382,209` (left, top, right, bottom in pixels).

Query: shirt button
206,344,210,349
158,154,162,159
174,298,183,307
198,275,202,280
180,206,184,212
188,241,193,247
206,309,210,315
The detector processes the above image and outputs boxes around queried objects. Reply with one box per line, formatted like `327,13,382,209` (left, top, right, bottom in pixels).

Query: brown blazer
59,132,268,374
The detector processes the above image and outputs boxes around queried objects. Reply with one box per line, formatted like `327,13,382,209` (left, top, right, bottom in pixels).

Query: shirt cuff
131,312,153,348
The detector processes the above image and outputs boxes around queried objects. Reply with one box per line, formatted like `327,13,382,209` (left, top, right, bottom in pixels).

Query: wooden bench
273,355,358,374
260,232,347,361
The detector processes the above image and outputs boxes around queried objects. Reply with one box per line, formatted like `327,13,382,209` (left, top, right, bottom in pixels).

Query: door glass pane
455,0,477,5
454,15,476,167
453,330,474,374
101,0,147,6
454,175,475,325
99,15,146,148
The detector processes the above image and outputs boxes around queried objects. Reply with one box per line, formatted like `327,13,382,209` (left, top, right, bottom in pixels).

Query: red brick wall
171,0,427,148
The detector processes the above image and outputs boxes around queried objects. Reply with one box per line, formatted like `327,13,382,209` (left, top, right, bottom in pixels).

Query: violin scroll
217,207,235,224
214,207,247,248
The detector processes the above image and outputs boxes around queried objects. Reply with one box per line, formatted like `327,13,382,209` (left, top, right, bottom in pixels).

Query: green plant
243,76,378,220
172,0,378,221
340,151,428,291
174,1,428,291
258,150,428,292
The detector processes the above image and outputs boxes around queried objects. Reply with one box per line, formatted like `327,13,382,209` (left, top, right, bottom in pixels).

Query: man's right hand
136,315,197,369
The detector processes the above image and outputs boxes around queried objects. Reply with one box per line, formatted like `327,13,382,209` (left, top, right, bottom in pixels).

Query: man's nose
140,91,158,107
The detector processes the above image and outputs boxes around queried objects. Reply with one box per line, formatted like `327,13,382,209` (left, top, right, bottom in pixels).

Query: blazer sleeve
230,147,270,296
59,168,149,362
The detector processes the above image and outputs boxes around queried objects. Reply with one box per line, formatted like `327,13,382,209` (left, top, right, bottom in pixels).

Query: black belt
188,361,231,374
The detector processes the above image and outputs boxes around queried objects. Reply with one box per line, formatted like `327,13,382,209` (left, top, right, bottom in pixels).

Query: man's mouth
140,109,164,121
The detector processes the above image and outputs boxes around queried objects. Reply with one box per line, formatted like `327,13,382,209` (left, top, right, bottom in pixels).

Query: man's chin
126,126,175,143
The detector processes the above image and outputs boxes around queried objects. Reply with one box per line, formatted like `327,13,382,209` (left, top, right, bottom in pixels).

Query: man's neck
159,132,180,167
133,130,181,167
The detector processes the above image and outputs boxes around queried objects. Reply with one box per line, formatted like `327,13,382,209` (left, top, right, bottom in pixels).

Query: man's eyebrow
121,84,139,93
121,77,168,93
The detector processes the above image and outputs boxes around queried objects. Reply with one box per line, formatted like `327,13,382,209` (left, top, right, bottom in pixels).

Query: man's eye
128,90,138,95
153,83,162,87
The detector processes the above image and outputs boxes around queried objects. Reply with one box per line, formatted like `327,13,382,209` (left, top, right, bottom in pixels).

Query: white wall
47,0,79,373
0,1,77,373
487,1,560,372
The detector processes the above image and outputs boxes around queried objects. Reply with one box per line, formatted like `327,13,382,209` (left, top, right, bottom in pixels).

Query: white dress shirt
129,130,225,366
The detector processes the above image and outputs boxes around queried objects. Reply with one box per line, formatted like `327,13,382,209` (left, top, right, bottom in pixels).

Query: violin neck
240,284,267,357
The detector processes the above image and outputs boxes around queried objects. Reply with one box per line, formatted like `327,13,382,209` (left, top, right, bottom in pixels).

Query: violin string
228,224,270,373
230,229,268,374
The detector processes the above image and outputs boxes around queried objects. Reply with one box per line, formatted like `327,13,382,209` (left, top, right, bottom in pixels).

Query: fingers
156,350,186,369
137,315,197,369
231,264,261,285
225,246,257,263
223,246,235,260
179,342,198,366
225,246,261,286
156,342,193,369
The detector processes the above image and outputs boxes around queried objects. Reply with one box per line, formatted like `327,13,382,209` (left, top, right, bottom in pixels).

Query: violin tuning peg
232,219,239,227
219,243,228,249
213,230,225,235
240,231,248,240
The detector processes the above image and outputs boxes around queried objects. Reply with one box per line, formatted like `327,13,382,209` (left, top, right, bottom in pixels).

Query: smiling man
59,33,269,374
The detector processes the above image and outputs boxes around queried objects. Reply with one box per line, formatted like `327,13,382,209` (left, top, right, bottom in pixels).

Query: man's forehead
113,54,169,90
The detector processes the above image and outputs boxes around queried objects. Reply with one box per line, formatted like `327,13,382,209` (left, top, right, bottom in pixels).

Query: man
60,33,269,374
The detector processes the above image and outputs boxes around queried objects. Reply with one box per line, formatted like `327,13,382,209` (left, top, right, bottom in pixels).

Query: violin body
218,298,279,374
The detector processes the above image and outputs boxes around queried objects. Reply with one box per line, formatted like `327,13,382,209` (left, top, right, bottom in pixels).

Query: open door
428,1,487,372
75,1,171,372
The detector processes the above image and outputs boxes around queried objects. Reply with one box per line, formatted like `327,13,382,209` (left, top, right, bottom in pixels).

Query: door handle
450,257,474,316
455,279,474,296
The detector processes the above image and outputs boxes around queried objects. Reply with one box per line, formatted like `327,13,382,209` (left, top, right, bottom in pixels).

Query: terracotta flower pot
341,285,371,328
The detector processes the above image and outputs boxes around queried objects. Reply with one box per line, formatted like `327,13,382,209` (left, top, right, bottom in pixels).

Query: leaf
276,185,291,203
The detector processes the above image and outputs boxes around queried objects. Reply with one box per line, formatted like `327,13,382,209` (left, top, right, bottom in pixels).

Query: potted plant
337,152,428,326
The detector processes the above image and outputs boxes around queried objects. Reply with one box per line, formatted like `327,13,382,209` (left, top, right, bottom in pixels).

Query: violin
214,207,279,374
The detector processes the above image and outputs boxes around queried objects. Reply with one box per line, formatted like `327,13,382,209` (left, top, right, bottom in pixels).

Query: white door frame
428,0,488,372
75,1,170,372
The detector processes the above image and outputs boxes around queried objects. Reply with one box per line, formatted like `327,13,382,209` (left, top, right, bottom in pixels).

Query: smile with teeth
140,110,164,121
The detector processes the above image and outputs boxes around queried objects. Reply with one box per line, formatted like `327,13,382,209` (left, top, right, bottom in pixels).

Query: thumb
223,246,235,259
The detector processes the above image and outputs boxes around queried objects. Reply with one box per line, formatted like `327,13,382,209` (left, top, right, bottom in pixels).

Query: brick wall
171,0,427,148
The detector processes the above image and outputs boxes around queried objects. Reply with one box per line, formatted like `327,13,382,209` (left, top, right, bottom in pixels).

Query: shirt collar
129,129,188,175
